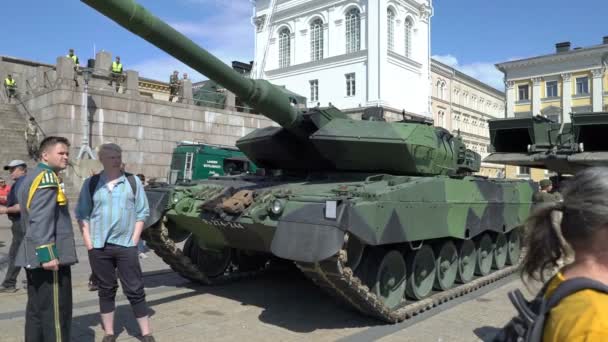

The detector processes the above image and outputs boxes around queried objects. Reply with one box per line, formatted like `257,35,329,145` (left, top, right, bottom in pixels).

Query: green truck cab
169,142,257,184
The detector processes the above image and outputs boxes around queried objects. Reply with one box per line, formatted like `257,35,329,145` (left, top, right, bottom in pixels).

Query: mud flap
270,221,345,263
144,189,171,228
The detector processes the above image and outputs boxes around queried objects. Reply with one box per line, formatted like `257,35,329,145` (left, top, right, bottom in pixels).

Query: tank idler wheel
457,239,476,284
433,241,458,291
405,245,436,300
493,233,508,270
186,236,232,278
507,228,522,265
475,233,494,276
345,234,366,271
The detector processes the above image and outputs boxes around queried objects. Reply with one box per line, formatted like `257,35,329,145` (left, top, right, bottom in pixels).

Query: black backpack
492,277,608,342
89,172,137,204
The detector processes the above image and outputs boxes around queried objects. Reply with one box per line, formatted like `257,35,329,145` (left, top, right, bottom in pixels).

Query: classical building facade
496,37,608,180
252,0,433,118
496,38,608,123
431,59,505,177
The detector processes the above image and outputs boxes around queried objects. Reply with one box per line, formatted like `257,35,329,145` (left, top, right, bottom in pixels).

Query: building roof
495,42,608,71
431,58,504,97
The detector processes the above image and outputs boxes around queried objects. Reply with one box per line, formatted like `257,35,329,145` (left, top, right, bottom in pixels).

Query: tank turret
82,0,479,176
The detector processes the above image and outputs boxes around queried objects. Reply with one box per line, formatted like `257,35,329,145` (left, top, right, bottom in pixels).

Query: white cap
3,160,27,170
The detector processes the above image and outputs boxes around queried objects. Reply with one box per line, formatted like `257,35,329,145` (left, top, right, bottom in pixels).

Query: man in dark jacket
16,136,77,342
0,160,27,293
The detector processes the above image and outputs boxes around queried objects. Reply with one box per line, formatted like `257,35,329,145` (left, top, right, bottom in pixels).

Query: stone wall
3,53,275,190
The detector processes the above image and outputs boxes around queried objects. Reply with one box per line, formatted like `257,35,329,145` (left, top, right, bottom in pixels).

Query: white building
252,0,433,118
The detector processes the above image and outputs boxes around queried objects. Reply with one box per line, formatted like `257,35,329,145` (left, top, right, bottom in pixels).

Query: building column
532,77,542,116
366,0,387,105
505,81,515,117
592,68,604,112
561,73,572,123
124,70,139,95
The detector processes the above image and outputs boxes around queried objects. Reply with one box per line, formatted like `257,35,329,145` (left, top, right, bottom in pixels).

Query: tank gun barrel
81,0,301,130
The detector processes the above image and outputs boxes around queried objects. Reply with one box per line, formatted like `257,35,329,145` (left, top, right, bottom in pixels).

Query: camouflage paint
153,174,534,262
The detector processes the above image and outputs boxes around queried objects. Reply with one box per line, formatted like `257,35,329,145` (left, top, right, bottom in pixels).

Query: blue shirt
75,172,149,248
7,175,25,222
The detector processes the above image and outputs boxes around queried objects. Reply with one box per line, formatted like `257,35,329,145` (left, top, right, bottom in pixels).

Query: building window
346,73,356,96
517,166,531,176
278,28,291,68
436,80,446,100
345,8,361,53
310,19,324,61
310,80,319,102
576,77,589,94
387,8,395,52
404,17,413,58
518,85,529,101
546,81,558,97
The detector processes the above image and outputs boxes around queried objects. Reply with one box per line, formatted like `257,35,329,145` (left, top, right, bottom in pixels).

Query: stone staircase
0,103,31,167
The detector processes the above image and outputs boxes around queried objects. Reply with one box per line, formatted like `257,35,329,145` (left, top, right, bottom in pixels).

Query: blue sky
2,0,607,90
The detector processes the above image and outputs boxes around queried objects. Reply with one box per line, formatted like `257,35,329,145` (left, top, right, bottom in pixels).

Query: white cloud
133,0,255,83
432,54,505,91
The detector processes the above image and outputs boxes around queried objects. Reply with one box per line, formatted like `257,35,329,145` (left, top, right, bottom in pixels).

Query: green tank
82,0,535,322
485,112,608,175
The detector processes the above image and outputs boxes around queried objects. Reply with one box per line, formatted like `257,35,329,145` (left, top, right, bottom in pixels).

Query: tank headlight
579,142,584,152
269,199,284,215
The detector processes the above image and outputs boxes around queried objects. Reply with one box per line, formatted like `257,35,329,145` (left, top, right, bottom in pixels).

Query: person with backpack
494,167,608,342
75,143,155,342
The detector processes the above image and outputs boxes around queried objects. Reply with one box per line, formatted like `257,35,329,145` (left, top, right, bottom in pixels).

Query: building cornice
265,49,367,77
496,44,608,71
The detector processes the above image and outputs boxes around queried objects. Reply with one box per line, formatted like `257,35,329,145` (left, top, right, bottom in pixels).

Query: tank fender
270,201,347,263
143,188,171,228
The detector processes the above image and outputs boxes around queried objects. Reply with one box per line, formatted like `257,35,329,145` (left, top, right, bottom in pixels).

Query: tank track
141,220,264,286
296,236,519,323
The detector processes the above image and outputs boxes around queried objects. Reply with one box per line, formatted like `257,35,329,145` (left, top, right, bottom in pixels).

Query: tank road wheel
475,233,494,276
492,233,508,270
405,245,436,300
434,241,458,291
185,236,232,278
372,250,407,309
457,240,476,284
507,228,522,265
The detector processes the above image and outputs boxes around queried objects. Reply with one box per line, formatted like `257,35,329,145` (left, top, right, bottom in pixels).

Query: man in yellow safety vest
67,48,80,87
4,74,17,101
108,56,124,92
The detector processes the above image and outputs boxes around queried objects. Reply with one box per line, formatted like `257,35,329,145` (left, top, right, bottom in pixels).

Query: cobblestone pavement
0,215,532,342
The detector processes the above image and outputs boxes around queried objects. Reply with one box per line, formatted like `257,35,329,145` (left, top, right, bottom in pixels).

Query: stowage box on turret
83,0,535,322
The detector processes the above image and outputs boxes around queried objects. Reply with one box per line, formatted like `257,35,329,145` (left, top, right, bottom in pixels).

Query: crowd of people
0,138,155,342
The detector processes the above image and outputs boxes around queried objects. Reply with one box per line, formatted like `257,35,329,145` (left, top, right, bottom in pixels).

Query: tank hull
152,174,533,259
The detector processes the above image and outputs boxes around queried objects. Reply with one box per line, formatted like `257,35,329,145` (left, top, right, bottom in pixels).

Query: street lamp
82,67,92,85
77,67,96,160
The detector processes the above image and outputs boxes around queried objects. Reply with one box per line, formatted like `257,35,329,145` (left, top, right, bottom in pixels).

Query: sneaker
101,335,116,342
139,252,148,260
0,286,17,293
141,335,156,342
88,280,98,292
